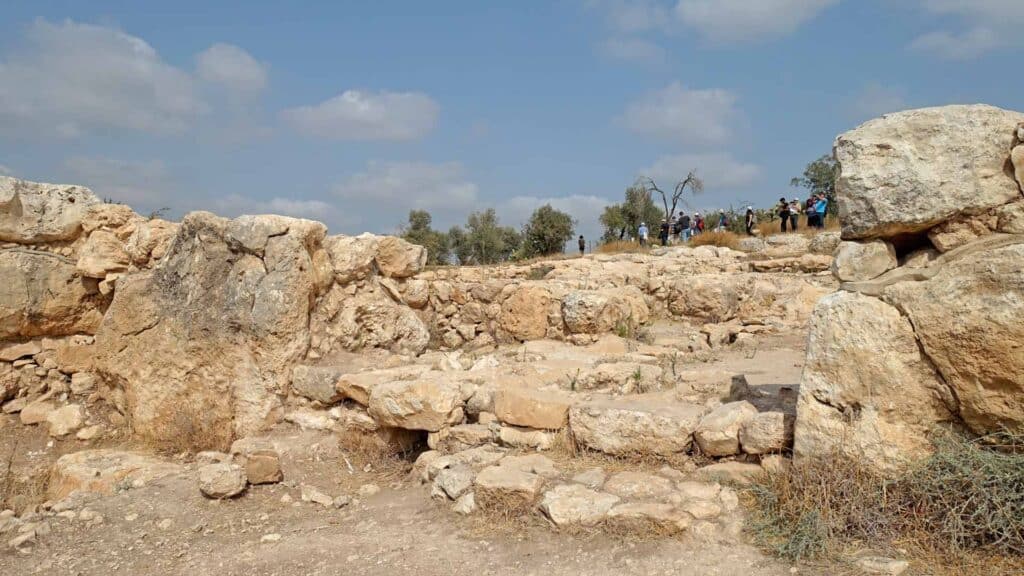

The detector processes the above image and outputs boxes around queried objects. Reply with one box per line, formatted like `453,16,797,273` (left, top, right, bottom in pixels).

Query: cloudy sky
1,2,1021,241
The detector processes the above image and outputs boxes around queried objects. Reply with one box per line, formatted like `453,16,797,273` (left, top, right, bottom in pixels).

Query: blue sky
1,1,1022,241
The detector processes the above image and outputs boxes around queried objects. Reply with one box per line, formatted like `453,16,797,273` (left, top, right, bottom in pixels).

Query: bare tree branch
641,171,703,222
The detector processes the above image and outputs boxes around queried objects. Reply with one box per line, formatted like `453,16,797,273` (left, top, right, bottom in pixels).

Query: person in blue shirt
813,194,828,229
638,222,649,247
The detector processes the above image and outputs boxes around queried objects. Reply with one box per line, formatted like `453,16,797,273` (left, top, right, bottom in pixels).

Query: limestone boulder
198,462,247,499
569,396,704,456
0,250,106,340
324,234,379,284
46,404,85,437
290,365,344,404
92,212,328,446
794,291,956,473
539,484,619,527
694,401,758,457
835,104,1024,239
560,287,649,335
76,230,130,278
493,386,571,430
335,365,432,406
0,176,101,243
739,412,792,455
831,240,897,282
367,376,463,432
808,231,841,255
884,242,1024,435
124,219,178,266
375,236,427,278
49,450,182,501
667,276,739,322
474,464,546,506
499,284,552,341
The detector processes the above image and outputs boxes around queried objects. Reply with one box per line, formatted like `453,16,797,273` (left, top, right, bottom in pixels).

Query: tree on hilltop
400,210,450,265
520,204,575,258
791,154,839,215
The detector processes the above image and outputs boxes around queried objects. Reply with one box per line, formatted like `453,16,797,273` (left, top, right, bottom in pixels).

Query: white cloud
847,82,909,122
282,90,439,141
641,152,761,191
62,156,174,208
911,1,1024,58
590,0,673,33
601,37,666,63
620,82,739,147
196,43,268,93
674,0,838,44
0,19,204,138
332,161,478,231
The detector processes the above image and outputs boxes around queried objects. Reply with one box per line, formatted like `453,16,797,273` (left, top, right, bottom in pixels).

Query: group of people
637,211,712,247
769,193,829,234
628,192,831,247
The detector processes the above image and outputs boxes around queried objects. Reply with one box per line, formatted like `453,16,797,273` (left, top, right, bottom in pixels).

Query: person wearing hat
744,206,756,236
638,222,649,247
788,197,802,232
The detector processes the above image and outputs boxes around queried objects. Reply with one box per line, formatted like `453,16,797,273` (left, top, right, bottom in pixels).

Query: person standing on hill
777,197,790,232
745,207,756,236
805,194,817,228
578,235,585,256
679,213,692,242
788,198,802,232
638,222,648,247
813,193,828,229
659,220,670,246
695,213,705,234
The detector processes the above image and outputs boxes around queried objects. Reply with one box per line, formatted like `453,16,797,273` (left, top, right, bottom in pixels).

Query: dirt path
1,469,816,576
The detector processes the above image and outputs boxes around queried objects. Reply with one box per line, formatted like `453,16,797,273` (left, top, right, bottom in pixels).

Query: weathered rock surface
560,288,648,334
499,285,553,341
0,176,100,243
290,365,344,404
493,386,571,430
570,396,704,456
884,242,1024,435
93,212,328,446
368,376,463,432
0,250,105,340
739,412,791,455
49,450,182,500
831,240,897,282
794,291,956,472
539,484,619,527
835,104,1024,240
198,462,247,499
693,401,758,457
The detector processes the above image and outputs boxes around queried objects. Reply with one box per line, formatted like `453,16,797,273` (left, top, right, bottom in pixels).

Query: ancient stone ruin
1,104,1022,572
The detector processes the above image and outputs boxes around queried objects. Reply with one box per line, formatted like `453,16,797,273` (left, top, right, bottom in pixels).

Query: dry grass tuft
336,429,423,483
685,230,741,250
142,401,232,455
596,240,649,254
746,431,1024,574
1,439,50,515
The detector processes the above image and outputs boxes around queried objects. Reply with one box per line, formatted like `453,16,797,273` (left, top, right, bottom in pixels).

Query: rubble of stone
796,103,1024,473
